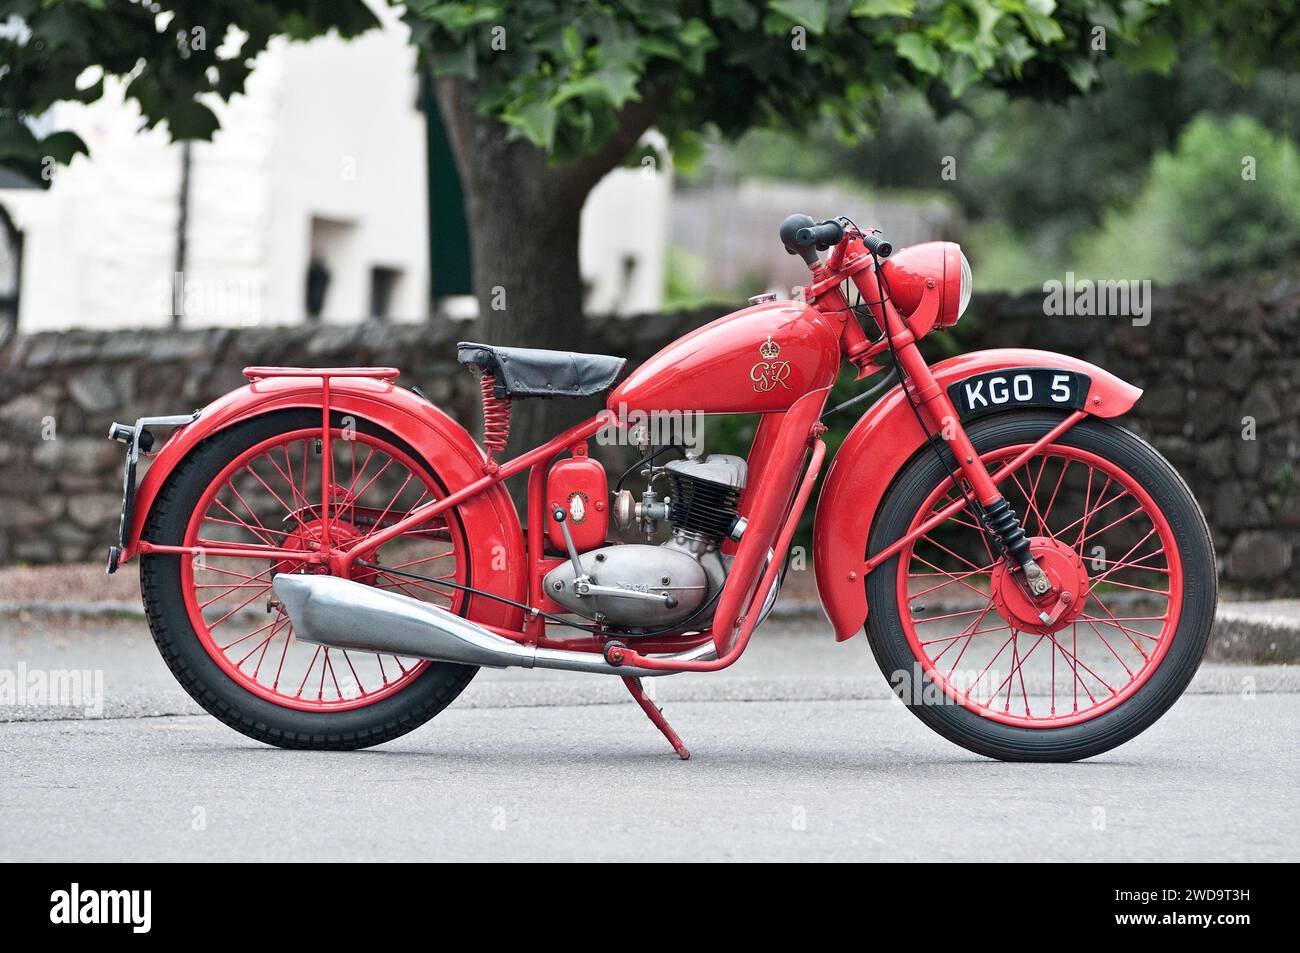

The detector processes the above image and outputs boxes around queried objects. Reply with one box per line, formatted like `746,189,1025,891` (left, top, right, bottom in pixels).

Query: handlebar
777,213,896,364
795,220,844,250
862,233,892,258
779,213,891,266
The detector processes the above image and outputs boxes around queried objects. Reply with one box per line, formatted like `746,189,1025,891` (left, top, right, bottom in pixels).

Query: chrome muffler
271,574,714,677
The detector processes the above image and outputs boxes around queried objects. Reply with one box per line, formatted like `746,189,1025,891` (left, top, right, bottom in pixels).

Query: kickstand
622,677,690,760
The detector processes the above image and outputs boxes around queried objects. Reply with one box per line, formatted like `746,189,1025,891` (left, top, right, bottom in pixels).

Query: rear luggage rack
105,411,201,573
242,366,400,382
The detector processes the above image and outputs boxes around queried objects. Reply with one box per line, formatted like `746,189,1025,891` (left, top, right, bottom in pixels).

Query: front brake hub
990,536,1089,635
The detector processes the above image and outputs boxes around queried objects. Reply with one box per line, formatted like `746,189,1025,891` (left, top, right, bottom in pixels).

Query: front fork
865,293,1057,606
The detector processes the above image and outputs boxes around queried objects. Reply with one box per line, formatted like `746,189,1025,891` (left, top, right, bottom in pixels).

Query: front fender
812,348,1141,641
122,375,526,631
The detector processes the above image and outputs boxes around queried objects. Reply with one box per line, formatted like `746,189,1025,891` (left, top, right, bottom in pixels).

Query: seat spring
479,372,511,463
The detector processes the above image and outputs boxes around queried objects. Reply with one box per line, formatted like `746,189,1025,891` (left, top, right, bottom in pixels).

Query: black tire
865,410,1216,762
140,409,478,750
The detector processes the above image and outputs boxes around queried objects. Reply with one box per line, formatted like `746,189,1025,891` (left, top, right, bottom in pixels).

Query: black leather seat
457,341,626,399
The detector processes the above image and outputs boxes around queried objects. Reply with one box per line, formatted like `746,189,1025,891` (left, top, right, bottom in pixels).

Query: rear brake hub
990,536,1089,635
274,508,376,584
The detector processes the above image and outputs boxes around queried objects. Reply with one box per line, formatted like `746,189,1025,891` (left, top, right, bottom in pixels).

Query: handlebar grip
794,220,845,250
779,213,820,265
862,233,892,258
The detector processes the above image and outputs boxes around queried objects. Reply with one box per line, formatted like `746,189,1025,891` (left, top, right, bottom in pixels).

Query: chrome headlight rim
957,250,973,319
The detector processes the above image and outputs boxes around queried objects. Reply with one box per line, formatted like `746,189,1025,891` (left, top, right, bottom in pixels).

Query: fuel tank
608,300,842,415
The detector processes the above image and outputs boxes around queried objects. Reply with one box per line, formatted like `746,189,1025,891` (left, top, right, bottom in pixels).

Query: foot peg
622,677,690,760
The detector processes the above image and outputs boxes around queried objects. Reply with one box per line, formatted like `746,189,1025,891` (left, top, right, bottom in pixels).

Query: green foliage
730,43,1296,229
1076,115,1300,282
954,220,1064,292
662,245,734,311
697,38,1300,287
404,0,1190,167
9,0,1298,211
0,0,378,185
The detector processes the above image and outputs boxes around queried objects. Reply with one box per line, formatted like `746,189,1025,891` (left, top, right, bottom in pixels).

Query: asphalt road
2,613,1297,862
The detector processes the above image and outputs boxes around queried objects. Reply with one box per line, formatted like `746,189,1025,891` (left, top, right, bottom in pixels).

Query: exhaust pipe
272,574,714,677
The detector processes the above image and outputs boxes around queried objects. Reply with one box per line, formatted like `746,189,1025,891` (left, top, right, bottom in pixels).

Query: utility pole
170,141,192,328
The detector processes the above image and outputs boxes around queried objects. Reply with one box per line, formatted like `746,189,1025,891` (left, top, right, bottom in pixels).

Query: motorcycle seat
457,341,626,399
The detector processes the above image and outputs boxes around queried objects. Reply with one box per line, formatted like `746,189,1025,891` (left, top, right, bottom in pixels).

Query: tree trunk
433,76,666,457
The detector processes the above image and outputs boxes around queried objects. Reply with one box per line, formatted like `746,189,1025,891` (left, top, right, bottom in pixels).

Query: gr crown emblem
750,336,791,392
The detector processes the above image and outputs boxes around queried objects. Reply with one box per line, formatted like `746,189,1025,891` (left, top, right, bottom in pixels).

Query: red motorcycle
107,214,1215,761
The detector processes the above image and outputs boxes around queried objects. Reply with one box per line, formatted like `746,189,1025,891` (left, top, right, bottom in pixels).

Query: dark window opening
0,203,22,342
369,266,403,320
305,258,330,321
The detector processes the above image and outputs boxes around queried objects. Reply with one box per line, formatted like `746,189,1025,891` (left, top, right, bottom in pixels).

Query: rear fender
812,348,1142,641
123,376,525,631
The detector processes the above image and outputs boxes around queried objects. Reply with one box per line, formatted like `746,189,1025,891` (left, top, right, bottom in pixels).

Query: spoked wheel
142,410,478,749
866,411,1215,762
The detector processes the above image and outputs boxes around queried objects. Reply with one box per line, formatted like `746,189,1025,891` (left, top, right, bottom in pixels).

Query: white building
0,6,668,333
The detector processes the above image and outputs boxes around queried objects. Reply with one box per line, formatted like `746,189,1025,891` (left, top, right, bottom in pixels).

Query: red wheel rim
181,427,467,712
895,443,1183,728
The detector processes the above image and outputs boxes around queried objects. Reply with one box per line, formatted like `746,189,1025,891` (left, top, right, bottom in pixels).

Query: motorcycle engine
543,454,747,631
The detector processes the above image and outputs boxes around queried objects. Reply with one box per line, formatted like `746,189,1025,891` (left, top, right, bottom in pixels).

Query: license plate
947,367,1091,419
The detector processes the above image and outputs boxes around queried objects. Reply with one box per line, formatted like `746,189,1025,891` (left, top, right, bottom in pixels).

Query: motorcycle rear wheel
141,409,478,750
865,410,1215,762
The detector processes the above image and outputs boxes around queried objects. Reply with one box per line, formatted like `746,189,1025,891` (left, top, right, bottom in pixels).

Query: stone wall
0,309,718,567
1,271,1296,591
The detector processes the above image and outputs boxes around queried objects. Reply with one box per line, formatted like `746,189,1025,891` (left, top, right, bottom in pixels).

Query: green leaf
1063,54,1101,91
851,0,914,17
944,56,978,96
710,0,760,30
967,0,1002,45
553,66,641,109
411,3,499,32
894,32,942,75
430,41,477,81
678,18,717,48
677,18,717,71
504,99,558,151
1000,34,1035,70
770,0,830,35
166,100,219,141
0,117,41,162
637,36,682,61
37,129,88,164
562,25,583,63
1018,8,1065,45
1118,33,1178,75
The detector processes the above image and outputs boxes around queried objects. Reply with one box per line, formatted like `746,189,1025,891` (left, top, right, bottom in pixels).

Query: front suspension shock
982,497,1052,596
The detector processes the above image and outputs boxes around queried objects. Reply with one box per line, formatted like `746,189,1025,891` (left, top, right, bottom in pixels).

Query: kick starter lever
552,507,587,579
551,508,677,607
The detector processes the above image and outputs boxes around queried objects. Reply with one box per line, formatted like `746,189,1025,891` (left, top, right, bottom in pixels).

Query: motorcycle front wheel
141,409,478,750
866,410,1216,762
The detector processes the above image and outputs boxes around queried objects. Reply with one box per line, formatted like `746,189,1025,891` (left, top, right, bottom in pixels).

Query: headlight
877,240,966,330
958,250,973,319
